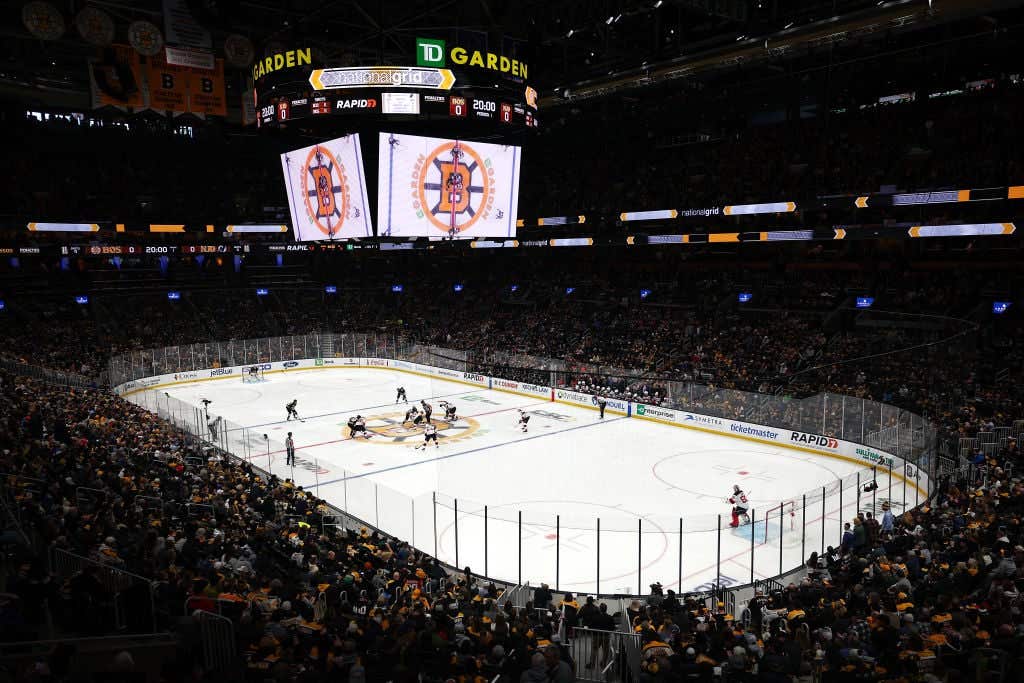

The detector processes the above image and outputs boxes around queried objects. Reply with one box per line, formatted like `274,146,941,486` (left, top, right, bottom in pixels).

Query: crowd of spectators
0,254,1018,682
0,372,584,681
622,432,1024,681
2,255,1020,447
2,326,1023,680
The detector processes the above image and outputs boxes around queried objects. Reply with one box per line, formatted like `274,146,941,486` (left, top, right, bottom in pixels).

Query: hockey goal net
241,366,267,383
754,500,797,545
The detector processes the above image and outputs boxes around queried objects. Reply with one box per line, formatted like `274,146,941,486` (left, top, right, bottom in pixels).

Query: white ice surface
146,368,915,594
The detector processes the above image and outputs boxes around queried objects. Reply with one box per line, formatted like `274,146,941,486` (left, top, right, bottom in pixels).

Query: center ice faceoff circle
349,412,485,445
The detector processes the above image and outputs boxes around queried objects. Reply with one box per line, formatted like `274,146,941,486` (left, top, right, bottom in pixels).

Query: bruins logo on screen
301,145,350,236
348,413,483,445
413,141,495,234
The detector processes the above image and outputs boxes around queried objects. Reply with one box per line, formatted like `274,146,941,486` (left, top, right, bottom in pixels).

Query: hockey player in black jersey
439,401,457,421
347,415,370,439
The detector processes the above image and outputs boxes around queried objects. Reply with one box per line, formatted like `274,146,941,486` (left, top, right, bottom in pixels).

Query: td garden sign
416,38,528,80
252,47,313,81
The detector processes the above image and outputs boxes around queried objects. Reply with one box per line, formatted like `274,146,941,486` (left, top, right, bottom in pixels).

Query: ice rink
133,367,920,594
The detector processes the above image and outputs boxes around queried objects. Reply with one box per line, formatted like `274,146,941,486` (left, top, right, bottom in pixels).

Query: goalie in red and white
728,485,751,528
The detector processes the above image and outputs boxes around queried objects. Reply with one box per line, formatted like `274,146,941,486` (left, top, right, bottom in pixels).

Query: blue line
226,385,488,432
315,415,628,487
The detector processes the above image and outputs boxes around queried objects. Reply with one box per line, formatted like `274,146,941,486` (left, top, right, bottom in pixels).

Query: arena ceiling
0,0,1022,108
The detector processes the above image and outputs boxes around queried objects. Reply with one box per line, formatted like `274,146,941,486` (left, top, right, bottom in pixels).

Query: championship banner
377,132,521,238
281,134,373,241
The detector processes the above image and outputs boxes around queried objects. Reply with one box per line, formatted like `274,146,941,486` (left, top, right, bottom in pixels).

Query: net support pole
518,510,522,586
888,461,893,502
556,514,560,592
778,502,784,576
903,464,907,509
716,514,722,592
678,517,683,593
841,477,846,546
872,465,877,512
856,471,861,516
821,486,826,555
750,508,755,584
801,494,807,563
638,518,642,595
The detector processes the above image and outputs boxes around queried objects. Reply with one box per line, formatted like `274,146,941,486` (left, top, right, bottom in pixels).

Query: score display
59,244,249,256
449,96,467,117
259,91,534,127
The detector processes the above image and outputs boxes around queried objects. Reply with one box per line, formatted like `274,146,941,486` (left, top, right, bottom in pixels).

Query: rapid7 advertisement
280,134,373,241
377,132,520,238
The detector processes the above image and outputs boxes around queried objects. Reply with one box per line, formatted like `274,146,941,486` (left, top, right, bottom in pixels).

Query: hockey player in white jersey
416,422,439,450
729,485,750,528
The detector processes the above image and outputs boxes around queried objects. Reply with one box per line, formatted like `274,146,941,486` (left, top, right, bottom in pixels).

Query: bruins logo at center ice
350,413,483,445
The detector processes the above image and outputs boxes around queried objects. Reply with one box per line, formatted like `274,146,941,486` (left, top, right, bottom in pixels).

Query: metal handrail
50,547,158,633
193,609,235,673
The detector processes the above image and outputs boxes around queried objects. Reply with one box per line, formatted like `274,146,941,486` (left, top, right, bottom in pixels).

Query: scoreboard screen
255,61,537,130
258,91,536,128
280,134,373,242
377,132,521,239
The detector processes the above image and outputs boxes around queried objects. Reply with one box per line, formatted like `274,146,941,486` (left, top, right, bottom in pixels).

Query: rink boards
116,356,928,593
115,355,922,486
